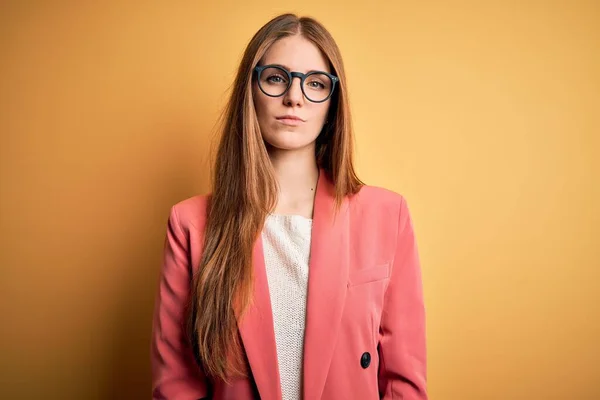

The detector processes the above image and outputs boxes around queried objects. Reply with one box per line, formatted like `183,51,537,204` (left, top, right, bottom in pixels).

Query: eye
306,80,326,89
305,75,329,90
266,74,287,84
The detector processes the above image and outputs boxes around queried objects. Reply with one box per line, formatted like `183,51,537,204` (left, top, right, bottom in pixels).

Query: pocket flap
348,263,390,287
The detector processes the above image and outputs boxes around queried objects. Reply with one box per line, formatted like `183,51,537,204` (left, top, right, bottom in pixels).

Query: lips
275,115,305,126
276,115,304,121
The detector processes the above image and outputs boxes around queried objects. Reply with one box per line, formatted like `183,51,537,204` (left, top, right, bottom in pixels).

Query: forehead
261,35,330,73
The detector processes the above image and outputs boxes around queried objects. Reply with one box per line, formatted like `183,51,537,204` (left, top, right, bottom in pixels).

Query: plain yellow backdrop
1,1,598,399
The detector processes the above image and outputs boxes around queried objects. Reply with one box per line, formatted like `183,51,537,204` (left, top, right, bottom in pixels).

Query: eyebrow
268,63,330,74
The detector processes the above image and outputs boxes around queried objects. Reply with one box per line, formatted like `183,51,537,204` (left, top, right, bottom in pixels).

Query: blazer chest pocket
348,263,390,287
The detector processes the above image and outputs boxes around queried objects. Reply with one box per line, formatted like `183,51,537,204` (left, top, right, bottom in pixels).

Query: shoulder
351,183,414,231
169,193,212,233
353,183,407,211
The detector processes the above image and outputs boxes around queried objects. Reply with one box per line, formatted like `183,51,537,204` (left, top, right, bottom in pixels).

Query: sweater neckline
267,213,313,222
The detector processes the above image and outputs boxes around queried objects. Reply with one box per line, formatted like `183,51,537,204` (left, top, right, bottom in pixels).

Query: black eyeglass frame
254,64,339,103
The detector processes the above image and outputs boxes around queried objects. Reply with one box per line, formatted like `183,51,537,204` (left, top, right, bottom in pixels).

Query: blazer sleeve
151,205,210,400
377,197,428,399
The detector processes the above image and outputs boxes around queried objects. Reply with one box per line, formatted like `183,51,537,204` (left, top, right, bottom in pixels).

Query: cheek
254,97,275,122
312,104,330,123
253,86,268,118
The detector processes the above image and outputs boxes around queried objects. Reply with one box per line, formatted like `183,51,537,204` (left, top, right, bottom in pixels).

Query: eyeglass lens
258,66,333,102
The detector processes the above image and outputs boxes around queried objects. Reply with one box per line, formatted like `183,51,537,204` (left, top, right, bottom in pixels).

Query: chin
262,127,318,149
264,136,316,151
267,142,311,151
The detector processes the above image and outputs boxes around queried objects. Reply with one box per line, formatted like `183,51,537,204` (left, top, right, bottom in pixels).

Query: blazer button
360,352,371,369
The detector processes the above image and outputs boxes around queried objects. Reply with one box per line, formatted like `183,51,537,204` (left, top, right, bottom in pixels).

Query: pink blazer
151,168,427,399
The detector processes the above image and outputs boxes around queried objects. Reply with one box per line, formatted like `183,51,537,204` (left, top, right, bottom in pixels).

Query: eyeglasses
254,64,339,103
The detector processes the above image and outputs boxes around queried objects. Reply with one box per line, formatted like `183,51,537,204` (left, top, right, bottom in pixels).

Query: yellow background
1,1,598,399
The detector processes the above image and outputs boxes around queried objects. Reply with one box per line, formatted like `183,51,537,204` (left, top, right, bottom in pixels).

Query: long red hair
188,13,364,382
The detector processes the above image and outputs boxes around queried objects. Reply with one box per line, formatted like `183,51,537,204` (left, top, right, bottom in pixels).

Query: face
253,35,333,152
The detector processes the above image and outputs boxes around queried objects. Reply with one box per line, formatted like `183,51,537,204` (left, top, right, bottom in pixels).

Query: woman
151,13,427,400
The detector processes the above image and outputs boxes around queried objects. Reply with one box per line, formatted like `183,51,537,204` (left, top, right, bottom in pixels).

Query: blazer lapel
303,168,350,400
237,235,282,400
237,167,350,400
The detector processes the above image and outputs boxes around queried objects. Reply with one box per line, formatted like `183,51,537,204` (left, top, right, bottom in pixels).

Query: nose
283,76,304,106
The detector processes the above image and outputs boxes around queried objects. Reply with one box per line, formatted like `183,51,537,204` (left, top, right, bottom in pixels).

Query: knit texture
261,213,313,400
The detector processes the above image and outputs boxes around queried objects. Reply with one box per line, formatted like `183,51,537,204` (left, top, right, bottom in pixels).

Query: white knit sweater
261,213,313,400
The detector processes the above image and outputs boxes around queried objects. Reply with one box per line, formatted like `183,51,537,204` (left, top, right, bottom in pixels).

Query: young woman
151,13,427,400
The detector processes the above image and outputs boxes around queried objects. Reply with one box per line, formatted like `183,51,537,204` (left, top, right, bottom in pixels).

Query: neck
268,145,319,217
